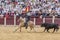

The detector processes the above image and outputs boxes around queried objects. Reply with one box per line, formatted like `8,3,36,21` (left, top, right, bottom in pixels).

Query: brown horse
14,17,35,32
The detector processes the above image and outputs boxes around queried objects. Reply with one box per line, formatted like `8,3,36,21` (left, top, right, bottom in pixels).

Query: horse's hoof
52,32,54,33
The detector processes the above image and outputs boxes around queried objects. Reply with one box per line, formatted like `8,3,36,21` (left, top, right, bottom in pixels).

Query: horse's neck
24,18,26,22
29,21,33,24
20,18,25,23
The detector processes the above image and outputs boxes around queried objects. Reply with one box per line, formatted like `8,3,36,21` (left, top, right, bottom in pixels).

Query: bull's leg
47,29,50,33
56,27,59,32
43,28,46,32
44,29,46,32
56,29,59,32
52,28,55,33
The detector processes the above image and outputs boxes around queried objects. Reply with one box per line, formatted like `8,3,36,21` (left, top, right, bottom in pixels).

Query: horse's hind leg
30,25,36,32
29,26,33,32
30,26,33,31
25,24,28,29
32,26,36,32
20,26,22,32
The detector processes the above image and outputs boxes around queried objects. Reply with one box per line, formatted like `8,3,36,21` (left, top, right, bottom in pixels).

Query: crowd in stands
0,0,60,18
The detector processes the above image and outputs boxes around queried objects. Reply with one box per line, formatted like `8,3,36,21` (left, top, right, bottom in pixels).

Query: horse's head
41,23,45,27
19,17,25,22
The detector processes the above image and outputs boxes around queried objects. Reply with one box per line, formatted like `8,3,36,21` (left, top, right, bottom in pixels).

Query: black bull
41,23,59,33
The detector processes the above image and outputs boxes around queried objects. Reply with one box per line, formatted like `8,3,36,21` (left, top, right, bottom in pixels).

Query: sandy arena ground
0,25,60,40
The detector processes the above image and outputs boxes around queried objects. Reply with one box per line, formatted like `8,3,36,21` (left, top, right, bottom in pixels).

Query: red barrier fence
0,18,4,25
0,16,60,25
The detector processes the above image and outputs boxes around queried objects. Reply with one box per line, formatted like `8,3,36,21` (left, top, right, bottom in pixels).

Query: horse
41,23,59,33
14,17,35,32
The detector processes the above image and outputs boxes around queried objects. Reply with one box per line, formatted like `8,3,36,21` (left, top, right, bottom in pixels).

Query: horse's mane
20,17,25,23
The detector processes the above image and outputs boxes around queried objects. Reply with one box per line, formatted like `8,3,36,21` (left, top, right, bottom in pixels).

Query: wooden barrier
0,17,4,25
0,16,60,25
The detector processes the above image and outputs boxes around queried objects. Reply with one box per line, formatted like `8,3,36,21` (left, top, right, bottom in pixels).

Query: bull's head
40,23,48,27
41,23,45,27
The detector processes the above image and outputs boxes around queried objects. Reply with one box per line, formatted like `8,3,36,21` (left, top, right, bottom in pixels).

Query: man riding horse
24,12,31,29
16,13,35,32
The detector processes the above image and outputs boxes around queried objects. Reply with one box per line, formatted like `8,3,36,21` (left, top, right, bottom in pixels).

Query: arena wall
0,16,60,25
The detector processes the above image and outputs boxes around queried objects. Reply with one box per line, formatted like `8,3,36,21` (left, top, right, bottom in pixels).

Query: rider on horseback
24,11,31,29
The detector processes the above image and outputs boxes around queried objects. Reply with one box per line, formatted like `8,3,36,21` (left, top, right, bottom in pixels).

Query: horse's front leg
19,26,21,32
29,25,36,32
32,25,36,32
20,26,22,32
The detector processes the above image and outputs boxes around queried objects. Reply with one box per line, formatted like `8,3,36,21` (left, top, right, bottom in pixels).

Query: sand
0,25,60,40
